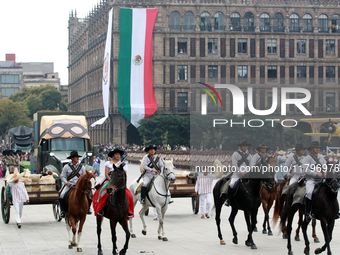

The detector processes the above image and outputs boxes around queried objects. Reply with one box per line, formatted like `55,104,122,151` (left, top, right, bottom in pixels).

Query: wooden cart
1,178,62,224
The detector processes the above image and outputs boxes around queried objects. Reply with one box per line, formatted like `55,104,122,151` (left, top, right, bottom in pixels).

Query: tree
283,128,308,149
0,100,32,137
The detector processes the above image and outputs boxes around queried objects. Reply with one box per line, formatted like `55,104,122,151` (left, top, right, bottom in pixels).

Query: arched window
289,13,299,32
184,12,195,31
260,13,270,32
170,11,181,31
244,12,254,31
302,14,313,32
332,14,340,33
200,12,211,31
214,12,225,31
318,14,328,32
273,13,284,32
230,12,241,31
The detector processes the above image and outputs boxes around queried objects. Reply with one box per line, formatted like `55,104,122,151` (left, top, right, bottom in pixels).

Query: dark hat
308,141,322,150
256,143,270,152
237,139,251,147
108,148,125,158
145,145,157,152
67,150,81,159
295,143,305,151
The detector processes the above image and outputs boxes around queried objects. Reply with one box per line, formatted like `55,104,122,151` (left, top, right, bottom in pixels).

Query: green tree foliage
190,114,280,151
138,115,190,147
283,128,308,149
9,85,67,118
0,100,32,136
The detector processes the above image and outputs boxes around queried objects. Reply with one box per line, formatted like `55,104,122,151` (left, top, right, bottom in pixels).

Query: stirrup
60,211,66,218
224,199,230,207
97,210,104,216
305,212,312,221
336,212,340,220
141,198,146,204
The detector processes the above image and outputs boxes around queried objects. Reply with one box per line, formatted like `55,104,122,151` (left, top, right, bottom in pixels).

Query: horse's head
325,166,340,193
162,159,176,184
110,164,127,189
252,159,275,189
85,170,97,192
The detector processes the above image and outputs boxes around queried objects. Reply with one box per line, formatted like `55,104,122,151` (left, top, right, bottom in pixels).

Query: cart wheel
192,195,199,214
1,186,10,224
53,202,62,222
145,208,149,216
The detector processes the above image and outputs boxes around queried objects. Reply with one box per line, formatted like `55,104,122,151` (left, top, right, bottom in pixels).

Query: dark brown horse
96,164,130,255
280,168,339,255
66,170,96,252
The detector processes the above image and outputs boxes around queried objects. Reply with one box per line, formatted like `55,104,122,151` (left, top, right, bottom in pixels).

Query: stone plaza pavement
0,162,340,255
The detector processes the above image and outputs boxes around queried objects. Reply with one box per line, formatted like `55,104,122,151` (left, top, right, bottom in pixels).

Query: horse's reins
108,172,128,208
71,175,95,195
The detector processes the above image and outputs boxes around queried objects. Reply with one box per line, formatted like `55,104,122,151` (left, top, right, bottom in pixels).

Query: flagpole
120,96,123,145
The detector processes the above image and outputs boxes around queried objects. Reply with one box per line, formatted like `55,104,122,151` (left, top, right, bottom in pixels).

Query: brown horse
273,177,319,242
96,164,130,255
66,170,96,252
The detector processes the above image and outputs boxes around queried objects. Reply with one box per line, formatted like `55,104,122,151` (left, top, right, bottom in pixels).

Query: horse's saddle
220,178,240,198
292,185,306,205
135,180,154,195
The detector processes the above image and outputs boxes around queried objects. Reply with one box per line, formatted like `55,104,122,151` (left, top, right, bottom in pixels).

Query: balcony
214,25,225,31
200,24,212,32
230,25,242,31
318,26,329,33
170,25,181,31
244,26,255,32
303,26,314,33
183,25,195,31
273,26,284,32
289,26,300,32
260,26,271,32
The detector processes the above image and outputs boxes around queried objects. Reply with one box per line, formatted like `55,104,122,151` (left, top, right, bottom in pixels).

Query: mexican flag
118,8,158,128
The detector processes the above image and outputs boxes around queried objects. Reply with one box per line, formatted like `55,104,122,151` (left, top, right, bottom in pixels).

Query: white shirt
105,161,128,173
195,173,216,194
8,180,29,203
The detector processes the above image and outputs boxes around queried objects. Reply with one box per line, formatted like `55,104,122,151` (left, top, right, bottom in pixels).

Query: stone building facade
68,0,340,145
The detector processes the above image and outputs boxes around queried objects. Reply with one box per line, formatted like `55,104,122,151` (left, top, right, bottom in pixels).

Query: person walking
195,169,215,218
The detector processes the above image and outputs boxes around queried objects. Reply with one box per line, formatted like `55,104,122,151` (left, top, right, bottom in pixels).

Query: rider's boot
335,212,340,219
305,197,313,222
224,186,233,207
59,198,66,218
141,186,147,204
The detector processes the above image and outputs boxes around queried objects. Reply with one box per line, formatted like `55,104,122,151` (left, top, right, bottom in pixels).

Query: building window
326,92,335,112
268,66,277,81
273,13,284,32
297,66,307,82
184,12,195,31
208,38,218,54
200,12,211,31
238,65,248,81
318,14,328,33
302,14,313,32
214,12,225,31
238,38,247,54
208,65,218,81
0,87,19,97
267,92,273,108
297,39,306,54
178,38,188,54
326,66,335,82
230,13,241,31
260,13,270,32
244,12,255,32
326,39,335,55
177,92,188,112
267,39,277,54
1,74,19,84
207,94,218,112
170,11,181,31
332,15,340,33
290,14,300,32
178,65,188,81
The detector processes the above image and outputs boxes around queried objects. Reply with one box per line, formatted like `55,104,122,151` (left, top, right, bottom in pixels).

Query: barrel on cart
1,177,62,224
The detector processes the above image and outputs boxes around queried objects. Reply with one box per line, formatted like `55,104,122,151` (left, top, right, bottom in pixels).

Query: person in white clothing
195,170,216,218
7,170,29,228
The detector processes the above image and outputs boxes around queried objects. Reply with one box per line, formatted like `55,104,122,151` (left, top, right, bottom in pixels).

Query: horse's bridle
71,174,95,195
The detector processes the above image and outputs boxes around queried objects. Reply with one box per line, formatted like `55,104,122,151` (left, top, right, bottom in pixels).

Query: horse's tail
279,202,288,232
272,179,286,226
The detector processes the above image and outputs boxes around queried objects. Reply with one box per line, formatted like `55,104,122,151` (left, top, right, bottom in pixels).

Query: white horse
129,159,176,241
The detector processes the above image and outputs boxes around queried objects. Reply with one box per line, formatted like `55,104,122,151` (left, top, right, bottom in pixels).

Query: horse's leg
160,206,168,241
214,197,225,245
312,218,320,243
76,217,86,252
129,199,138,238
266,194,274,236
262,208,268,234
294,210,302,241
228,206,239,245
66,221,73,249
110,219,118,255
325,219,335,255
244,211,256,249
315,218,330,255
97,216,104,255
119,219,130,255
287,207,297,255
70,218,77,247
139,205,149,235
301,210,310,255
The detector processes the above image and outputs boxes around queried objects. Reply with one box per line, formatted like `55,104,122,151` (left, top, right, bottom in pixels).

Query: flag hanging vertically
117,8,158,128
91,8,113,127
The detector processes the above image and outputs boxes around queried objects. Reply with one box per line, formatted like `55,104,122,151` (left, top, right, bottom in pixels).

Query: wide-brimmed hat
256,143,270,152
278,150,285,155
295,143,305,151
237,139,251,147
67,150,81,159
6,168,25,182
308,141,322,150
108,148,125,158
145,145,157,152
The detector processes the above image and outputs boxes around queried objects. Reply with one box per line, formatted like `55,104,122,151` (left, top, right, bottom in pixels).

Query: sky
0,0,101,85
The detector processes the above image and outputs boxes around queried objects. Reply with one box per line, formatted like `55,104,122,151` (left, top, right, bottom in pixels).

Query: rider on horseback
141,145,164,204
284,143,305,185
59,150,92,218
224,139,252,206
301,141,326,222
251,143,270,168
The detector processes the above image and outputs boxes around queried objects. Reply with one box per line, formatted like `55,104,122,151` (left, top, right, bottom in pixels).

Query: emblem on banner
103,53,109,85
132,55,143,66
